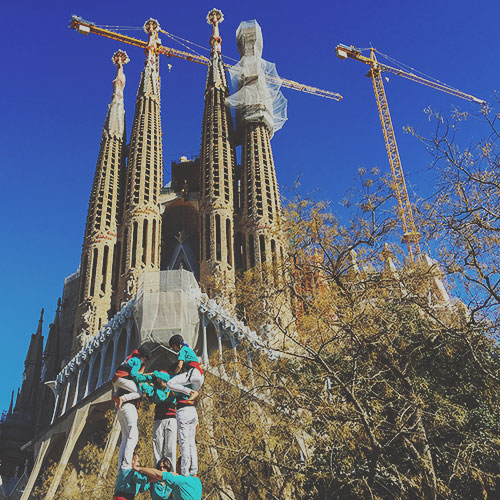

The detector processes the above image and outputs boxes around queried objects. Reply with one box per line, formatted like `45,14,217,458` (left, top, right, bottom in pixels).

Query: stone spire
16,311,44,413
205,9,227,90
36,308,44,336
8,390,14,415
42,298,62,381
72,51,129,353
14,388,20,412
234,22,286,279
117,19,163,304
35,299,63,432
199,9,237,300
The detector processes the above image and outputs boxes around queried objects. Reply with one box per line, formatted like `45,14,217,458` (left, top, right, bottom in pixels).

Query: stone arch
66,374,77,410
78,363,90,401
58,383,69,417
116,328,127,365
102,341,114,382
89,352,101,392
129,323,139,352
206,321,219,358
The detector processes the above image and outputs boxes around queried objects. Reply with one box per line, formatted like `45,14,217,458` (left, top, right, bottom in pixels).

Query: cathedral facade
0,11,288,495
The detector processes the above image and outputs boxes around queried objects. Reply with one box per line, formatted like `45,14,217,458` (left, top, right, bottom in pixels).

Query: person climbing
134,456,202,500
113,345,151,471
166,335,204,402
112,345,152,410
113,452,150,500
150,369,178,472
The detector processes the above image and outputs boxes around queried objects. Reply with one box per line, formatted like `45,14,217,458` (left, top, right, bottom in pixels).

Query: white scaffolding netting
226,20,287,138
133,270,201,347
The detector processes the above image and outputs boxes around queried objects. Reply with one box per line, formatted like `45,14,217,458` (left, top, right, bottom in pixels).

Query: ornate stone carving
82,301,94,328
126,275,136,296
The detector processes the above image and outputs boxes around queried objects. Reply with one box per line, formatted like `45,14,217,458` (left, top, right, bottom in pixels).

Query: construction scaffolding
226,20,287,138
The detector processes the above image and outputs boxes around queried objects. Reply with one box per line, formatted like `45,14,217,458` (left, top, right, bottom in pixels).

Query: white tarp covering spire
226,20,287,138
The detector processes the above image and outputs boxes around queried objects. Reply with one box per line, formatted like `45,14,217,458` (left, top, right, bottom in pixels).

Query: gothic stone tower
117,19,163,305
0,310,44,477
199,9,238,300
234,22,286,280
72,51,129,352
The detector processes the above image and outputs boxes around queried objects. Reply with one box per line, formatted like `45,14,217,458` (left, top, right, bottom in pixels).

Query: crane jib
70,16,343,101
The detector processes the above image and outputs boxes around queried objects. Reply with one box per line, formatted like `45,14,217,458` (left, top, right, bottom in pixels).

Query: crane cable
94,25,144,31
158,28,241,64
373,48,463,93
95,23,242,64
89,22,324,96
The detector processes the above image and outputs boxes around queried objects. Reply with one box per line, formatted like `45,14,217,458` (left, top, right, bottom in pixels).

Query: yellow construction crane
335,44,486,260
69,15,343,101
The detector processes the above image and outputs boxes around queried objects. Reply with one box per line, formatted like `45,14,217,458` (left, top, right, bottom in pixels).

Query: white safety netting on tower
133,270,201,348
226,20,287,138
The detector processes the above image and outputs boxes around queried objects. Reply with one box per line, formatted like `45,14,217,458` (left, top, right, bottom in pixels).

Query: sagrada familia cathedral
0,10,290,499
0,9,456,500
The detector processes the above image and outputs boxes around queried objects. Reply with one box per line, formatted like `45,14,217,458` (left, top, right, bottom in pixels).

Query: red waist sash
188,361,204,375
113,494,135,500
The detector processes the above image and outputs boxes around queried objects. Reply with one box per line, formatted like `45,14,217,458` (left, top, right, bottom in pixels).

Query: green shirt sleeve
139,383,154,397
133,471,150,492
161,471,180,486
178,346,188,362
128,357,143,378
152,388,170,403
134,371,152,383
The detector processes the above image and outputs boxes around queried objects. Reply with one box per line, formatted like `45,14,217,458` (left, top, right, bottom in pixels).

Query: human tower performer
167,335,205,478
112,335,203,500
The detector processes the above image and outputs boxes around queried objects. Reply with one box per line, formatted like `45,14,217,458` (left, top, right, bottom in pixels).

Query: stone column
201,315,209,364
20,437,53,500
43,405,90,499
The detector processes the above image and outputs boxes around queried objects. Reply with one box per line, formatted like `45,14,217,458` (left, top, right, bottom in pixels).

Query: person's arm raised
133,466,163,482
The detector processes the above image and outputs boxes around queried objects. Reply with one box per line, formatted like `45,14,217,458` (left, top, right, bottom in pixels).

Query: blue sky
0,0,497,412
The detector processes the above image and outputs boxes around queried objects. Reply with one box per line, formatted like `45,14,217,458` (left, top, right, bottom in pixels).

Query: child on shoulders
166,335,204,402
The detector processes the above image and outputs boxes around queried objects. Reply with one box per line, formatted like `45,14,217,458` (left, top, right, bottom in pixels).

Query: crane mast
369,53,421,259
336,44,485,260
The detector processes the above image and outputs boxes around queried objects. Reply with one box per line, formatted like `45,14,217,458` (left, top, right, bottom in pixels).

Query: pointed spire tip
143,18,160,34
112,50,130,67
207,8,224,25
36,308,44,335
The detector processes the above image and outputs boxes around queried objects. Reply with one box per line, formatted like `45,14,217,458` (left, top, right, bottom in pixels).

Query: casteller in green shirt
113,468,149,498
161,472,202,500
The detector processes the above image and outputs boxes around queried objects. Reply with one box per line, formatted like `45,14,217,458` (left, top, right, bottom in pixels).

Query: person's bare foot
187,390,199,402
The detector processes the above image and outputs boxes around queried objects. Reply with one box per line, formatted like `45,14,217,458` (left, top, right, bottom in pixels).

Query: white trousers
113,378,141,403
117,403,138,471
153,418,178,471
177,406,199,476
167,369,204,396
